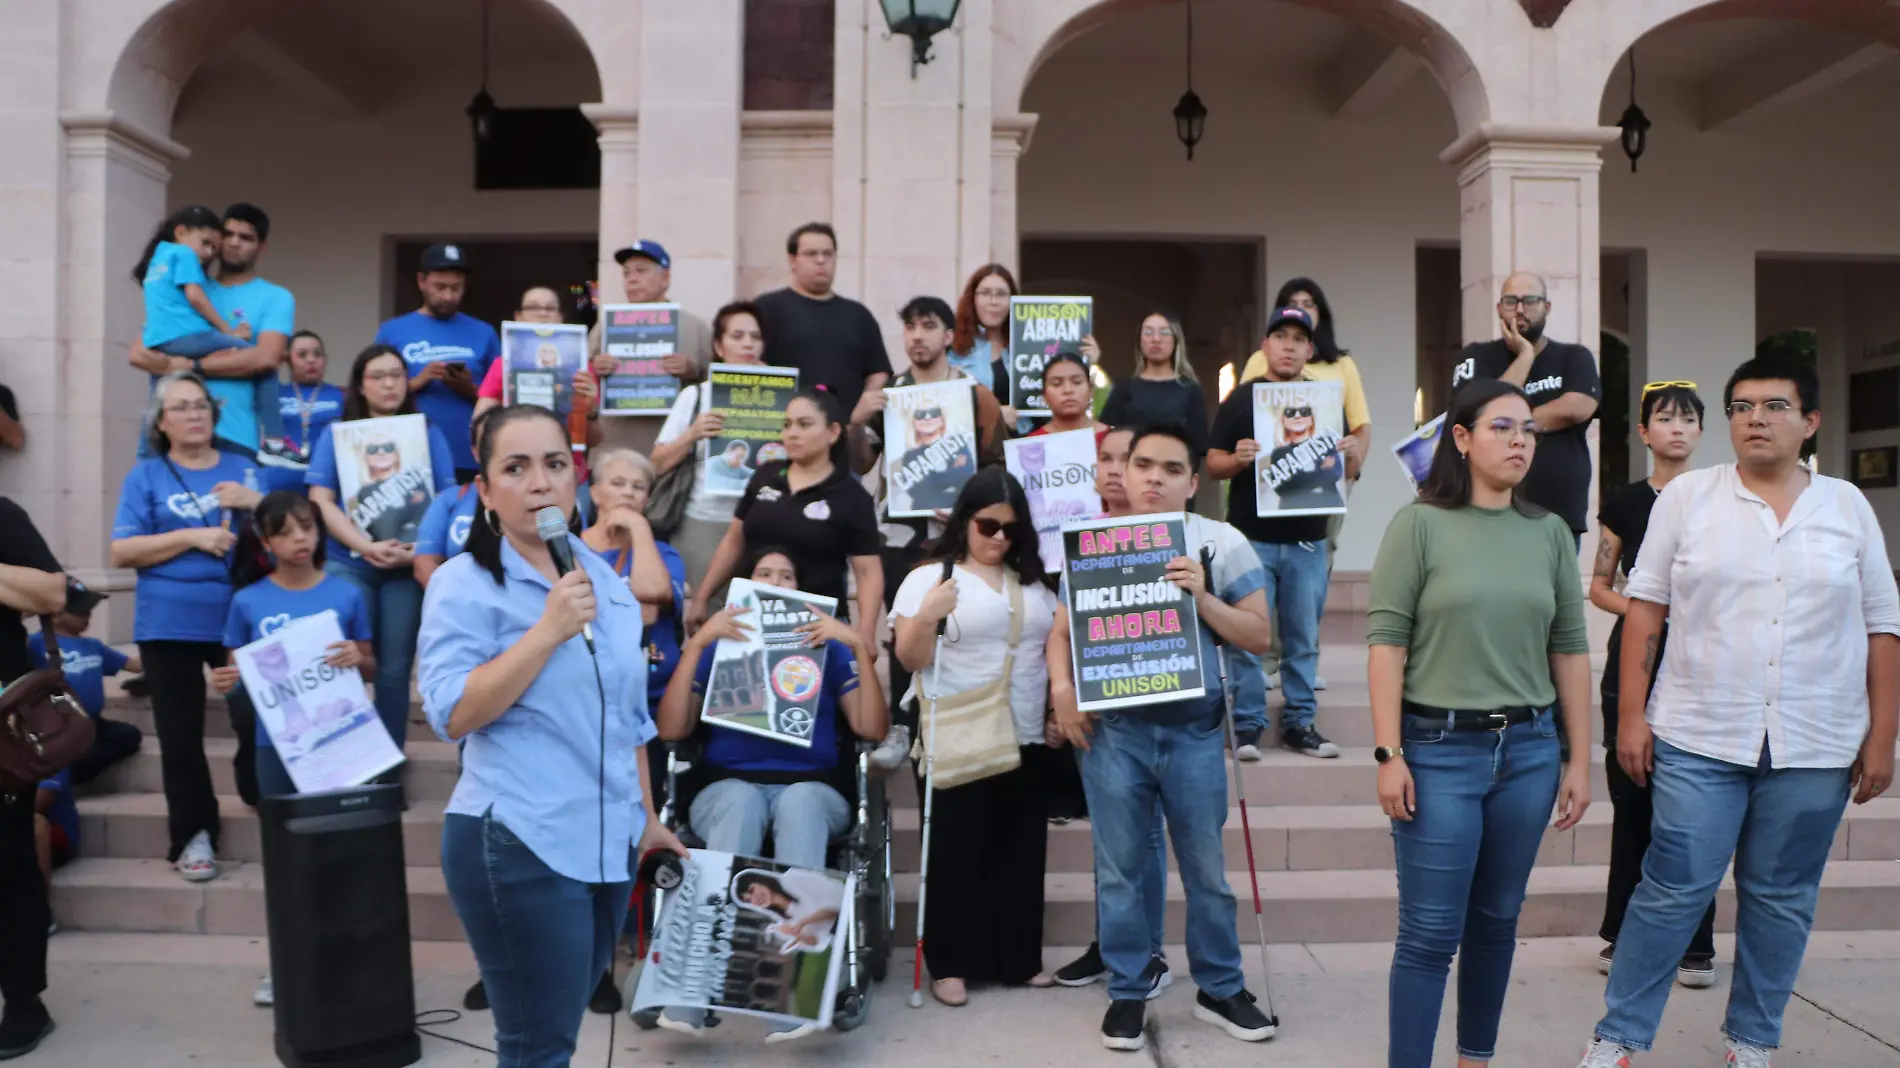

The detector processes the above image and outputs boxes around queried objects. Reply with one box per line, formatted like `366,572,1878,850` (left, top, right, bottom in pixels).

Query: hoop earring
484,508,501,536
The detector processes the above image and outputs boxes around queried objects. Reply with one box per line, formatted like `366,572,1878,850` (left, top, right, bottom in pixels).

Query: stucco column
584,104,640,295
989,114,1037,279
632,0,742,317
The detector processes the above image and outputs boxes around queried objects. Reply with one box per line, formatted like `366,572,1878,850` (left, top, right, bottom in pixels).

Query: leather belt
1401,703,1539,733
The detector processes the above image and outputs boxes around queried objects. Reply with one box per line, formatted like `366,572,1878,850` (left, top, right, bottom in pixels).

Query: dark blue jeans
442,812,630,1068
1388,707,1560,1067
324,562,422,753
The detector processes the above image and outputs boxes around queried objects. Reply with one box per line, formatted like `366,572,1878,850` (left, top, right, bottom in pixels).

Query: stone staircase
51,614,1900,945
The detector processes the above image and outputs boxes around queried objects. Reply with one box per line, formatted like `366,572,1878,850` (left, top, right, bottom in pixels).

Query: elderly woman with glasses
110,371,265,882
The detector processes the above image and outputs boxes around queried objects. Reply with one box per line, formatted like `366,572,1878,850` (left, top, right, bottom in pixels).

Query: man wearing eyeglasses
755,222,892,429
1450,273,1601,543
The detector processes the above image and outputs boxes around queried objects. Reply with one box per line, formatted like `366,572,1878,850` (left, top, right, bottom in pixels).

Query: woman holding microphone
418,404,684,1067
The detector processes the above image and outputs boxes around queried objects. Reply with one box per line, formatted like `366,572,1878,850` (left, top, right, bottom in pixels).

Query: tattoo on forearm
1593,539,1617,580
1641,634,1659,676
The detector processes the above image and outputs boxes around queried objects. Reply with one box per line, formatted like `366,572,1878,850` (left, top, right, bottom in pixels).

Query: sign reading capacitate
1061,513,1206,712
1008,296,1092,419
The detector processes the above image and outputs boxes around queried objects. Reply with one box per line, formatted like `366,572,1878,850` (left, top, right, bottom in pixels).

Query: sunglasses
364,442,398,455
971,517,1014,541
914,408,944,421
1641,379,1698,396
1282,406,1313,418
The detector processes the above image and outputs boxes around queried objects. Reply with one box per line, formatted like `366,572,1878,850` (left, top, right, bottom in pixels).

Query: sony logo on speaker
339,795,369,808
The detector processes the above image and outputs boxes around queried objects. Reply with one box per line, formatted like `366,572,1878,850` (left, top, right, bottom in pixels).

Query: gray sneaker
869,725,911,771
254,976,274,1008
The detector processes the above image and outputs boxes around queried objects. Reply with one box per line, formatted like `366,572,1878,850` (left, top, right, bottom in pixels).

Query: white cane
907,622,947,1009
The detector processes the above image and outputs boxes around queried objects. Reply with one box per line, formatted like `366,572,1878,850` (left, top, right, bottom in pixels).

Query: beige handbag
915,564,1025,789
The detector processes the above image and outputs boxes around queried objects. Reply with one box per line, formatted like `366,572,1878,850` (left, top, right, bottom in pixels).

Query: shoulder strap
1004,569,1023,646
158,457,217,530
37,617,62,668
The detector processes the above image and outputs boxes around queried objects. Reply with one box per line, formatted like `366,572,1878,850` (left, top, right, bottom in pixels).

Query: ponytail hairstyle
132,205,223,283
1418,378,1546,519
466,405,582,585
233,490,329,587
789,387,852,472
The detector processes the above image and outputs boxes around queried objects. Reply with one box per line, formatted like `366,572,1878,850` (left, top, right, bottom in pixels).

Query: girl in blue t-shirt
131,205,255,360
414,407,501,587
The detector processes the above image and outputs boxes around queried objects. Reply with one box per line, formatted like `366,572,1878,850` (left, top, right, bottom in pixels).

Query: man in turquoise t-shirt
374,243,500,480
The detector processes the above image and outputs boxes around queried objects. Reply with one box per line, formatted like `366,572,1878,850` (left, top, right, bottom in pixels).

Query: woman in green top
1366,377,1592,1068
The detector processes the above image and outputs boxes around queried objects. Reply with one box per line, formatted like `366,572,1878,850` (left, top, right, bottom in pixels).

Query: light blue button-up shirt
418,535,654,884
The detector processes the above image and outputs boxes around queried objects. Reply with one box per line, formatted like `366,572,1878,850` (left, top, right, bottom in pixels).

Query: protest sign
1061,513,1206,712
598,303,682,414
331,414,436,544
1252,380,1348,517
632,850,854,1031
500,321,589,416
703,579,838,747
1006,429,1101,572
1008,296,1092,418
1393,413,1447,493
704,365,799,497
883,380,979,518
234,610,403,793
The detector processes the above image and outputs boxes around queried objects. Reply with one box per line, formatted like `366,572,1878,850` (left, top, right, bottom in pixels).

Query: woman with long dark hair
890,466,1062,1005
306,344,457,764
418,404,684,1066
1100,313,1207,459
1366,378,1592,1068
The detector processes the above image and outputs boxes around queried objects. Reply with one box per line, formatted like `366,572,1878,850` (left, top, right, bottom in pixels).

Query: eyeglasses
971,517,1014,541
519,304,561,315
1486,418,1539,442
364,369,407,383
1139,328,1173,339
1497,296,1548,310
914,409,943,421
1725,399,1798,418
163,400,213,415
364,442,398,455
1281,407,1313,419
1642,380,1698,396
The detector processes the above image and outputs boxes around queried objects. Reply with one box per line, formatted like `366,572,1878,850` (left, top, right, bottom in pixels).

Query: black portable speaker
260,785,421,1068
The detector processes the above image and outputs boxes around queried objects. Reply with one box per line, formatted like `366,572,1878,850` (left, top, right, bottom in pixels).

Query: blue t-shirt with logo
141,241,212,347
305,421,458,573
28,632,129,718
224,574,373,748
415,483,481,559
112,451,256,643
204,277,297,451
373,311,499,472
38,768,78,856
691,638,858,775
261,382,347,493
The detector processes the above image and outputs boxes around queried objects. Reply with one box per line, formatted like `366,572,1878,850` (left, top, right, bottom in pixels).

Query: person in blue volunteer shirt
210,489,374,1008
307,345,457,768
33,769,79,894
110,371,264,883
415,407,500,587
418,405,685,1066
259,329,345,493
374,242,500,481
27,596,144,784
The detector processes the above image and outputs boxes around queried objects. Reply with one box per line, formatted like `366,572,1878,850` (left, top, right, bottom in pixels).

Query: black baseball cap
1266,305,1315,340
64,577,107,616
419,242,471,273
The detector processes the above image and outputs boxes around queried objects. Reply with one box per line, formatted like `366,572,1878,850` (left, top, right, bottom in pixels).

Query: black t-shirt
1597,478,1666,743
1102,377,1208,460
0,497,60,684
734,461,881,615
1210,382,1329,544
1451,339,1601,532
0,384,17,422
754,288,893,418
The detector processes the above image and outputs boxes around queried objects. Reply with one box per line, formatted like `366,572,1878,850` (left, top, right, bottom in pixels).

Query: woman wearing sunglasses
1587,380,1717,988
889,466,1062,1006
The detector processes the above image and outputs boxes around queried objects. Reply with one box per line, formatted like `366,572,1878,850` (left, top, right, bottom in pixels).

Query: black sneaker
1141,954,1172,1000
588,971,623,1014
0,998,55,1060
1234,729,1262,762
463,980,489,1011
255,437,309,471
1100,999,1146,1051
1193,988,1276,1042
1055,942,1109,987
1282,725,1340,759
1677,954,1717,989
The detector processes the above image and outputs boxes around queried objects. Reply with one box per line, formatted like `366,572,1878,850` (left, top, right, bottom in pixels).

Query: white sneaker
176,830,219,882
1576,1038,1634,1067
869,725,912,771
1314,675,1328,690
1724,1039,1771,1067
1263,674,1277,691
254,975,274,1007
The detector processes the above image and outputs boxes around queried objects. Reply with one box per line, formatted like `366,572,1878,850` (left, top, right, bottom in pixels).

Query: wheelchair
631,735,894,1033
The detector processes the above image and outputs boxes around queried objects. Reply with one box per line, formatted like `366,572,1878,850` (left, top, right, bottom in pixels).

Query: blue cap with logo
613,240,671,269
1266,305,1315,338
419,242,470,273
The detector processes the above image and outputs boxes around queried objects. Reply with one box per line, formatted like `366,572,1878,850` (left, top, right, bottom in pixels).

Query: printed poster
1008,296,1092,419
1252,380,1348,517
632,850,854,1030
1393,413,1447,493
1061,514,1207,713
500,321,589,416
1005,429,1102,573
705,365,799,497
331,414,436,544
703,579,838,748
234,610,404,794
883,380,979,518
599,303,682,414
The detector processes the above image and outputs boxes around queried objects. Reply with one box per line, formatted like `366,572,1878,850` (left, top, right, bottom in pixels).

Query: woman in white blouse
649,301,767,587
891,466,1061,1007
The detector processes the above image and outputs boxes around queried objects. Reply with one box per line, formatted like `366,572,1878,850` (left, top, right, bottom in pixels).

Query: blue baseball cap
1266,305,1314,339
613,240,671,269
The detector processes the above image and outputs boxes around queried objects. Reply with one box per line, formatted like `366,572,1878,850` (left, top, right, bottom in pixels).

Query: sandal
176,831,219,883
930,978,968,1007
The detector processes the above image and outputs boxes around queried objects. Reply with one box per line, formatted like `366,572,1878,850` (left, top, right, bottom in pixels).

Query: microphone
534,505,593,650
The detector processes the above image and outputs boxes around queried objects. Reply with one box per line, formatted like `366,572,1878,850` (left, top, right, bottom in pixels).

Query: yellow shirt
1239,351,1371,431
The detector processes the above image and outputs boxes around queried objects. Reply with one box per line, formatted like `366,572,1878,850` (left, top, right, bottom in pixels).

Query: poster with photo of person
1392,413,1447,493
882,380,979,518
1252,380,1347,517
500,321,590,416
332,413,437,544
234,610,404,793
632,849,854,1031
1008,296,1092,418
599,303,682,414
705,365,799,497
1061,513,1206,713
703,579,838,747
1005,428,1101,572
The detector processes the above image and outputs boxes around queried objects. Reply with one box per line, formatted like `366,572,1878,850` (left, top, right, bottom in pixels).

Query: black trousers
922,753,1046,984
139,640,256,860
1601,753,1717,957
881,544,928,735
0,789,49,1010
69,718,144,786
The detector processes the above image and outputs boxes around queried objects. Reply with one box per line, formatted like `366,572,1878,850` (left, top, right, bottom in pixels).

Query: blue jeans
1080,709,1243,1002
1388,707,1560,1067
1594,738,1850,1052
443,812,629,1068
1077,749,1168,956
688,777,850,871
324,562,423,753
